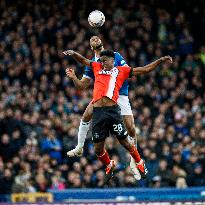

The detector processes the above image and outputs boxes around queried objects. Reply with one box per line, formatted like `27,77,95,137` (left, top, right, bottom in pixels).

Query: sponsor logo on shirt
99,67,118,76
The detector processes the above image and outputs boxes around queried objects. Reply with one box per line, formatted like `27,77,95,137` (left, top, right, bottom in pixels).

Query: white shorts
117,95,133,116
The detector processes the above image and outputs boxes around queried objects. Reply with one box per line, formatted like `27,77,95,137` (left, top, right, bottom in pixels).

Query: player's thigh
123,115,136,138
117,95,133,116
117,95,136,138
109,106,127,141
82,101,93,122
92,107,109,143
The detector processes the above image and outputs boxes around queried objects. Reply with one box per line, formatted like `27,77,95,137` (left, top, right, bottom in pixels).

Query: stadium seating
0,0,204,196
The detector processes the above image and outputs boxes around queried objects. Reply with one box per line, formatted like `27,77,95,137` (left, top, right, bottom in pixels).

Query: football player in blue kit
63,36,142,180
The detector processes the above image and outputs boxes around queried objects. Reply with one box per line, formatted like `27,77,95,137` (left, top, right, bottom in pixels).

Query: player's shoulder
114,51,127,65
91,61,102,69
91,61,101,66
117,65,131,74
114,51,121,57
117,65,130,69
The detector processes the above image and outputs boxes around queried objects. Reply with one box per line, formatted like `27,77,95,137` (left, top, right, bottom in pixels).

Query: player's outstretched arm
132,56,172,75
65,68,91,90
63,50,91,67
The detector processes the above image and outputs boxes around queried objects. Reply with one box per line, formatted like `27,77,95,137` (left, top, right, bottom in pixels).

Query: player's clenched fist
63,50,75,56
160,55,173,63
66,68,77,79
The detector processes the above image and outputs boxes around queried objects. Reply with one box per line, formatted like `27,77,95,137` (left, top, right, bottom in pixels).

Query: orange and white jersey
91,62,132,103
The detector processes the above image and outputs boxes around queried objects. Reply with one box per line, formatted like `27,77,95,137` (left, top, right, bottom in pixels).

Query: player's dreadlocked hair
100,50,115,58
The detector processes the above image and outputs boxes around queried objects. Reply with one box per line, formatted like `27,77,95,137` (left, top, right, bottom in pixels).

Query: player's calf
118,138,148,179
95,143,116,184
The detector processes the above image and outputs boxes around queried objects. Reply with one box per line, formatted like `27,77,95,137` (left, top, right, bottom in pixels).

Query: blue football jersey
83,52,129,96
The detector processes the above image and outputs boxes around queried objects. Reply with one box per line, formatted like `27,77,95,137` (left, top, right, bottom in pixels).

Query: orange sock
97,150,111,166
129,145,141,163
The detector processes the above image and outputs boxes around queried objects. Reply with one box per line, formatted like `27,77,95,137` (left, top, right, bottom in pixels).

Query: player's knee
94,144,103,155
82,111,92,122
118,137,132,151
82,105,93,122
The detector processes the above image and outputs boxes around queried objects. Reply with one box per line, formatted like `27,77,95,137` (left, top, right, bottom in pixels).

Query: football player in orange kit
64,49,172,183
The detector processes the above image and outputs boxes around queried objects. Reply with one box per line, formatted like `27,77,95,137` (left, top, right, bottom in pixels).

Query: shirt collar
95,54,99,62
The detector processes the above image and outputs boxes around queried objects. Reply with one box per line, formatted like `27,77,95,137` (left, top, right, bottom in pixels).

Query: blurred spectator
25,179,36,193
150,176,162,188
179,28,194,55
198,46,205,65
95,170,105,188
0,134,14,161
35,174,48,192
41,130,62,163
156,159,172,187
176,177,187,189
0,168,13,194
50,176,66,190
187,164,205,186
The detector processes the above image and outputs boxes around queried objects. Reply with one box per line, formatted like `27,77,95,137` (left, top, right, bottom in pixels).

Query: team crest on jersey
99,67,119,77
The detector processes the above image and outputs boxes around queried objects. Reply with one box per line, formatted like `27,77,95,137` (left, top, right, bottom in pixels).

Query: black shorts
92,105,128,143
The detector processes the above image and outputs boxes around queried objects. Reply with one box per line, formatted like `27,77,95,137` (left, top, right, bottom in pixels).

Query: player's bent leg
117,95,137,143
122,115,142,180
118,95,141,180
94,142,116,184
93,140,116,185
109,106,147,179
67,102,93,157
117,137,148,179
92,106,116,184
82,101,93,122
78,102,93,146
94,141,106,157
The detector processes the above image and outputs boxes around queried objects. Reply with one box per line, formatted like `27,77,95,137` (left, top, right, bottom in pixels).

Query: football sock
129,144,141,163
77,120,90,148
97,149,111,166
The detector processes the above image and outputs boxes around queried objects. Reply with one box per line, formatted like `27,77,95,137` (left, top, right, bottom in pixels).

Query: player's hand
63,50,75,56
66,68,77,79
160,56,173,63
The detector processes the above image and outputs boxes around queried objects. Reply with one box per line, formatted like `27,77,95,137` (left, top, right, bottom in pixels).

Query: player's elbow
77,84,85,90
83,84,90,90
78,82,89,90
78,86,83,90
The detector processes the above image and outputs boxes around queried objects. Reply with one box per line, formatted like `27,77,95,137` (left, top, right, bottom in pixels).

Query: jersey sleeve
115,52,127,66
121,66,132,80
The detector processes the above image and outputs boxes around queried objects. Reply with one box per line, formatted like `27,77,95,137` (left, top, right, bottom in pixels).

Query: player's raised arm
65,68,91,90
131,56,173,75
63,50,91,67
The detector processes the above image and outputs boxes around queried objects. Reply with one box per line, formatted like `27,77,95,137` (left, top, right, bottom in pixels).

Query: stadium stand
0,0,205,196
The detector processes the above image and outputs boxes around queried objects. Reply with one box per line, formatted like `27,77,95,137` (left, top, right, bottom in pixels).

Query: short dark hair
100,50,115,58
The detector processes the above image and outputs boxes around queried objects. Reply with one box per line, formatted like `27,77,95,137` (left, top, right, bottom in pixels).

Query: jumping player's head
90,36,104,51
100,50,115,70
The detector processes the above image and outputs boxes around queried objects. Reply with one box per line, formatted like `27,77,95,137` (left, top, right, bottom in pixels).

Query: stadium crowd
0,0,205,194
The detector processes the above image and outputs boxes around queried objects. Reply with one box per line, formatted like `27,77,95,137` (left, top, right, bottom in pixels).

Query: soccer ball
88,10,105,27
